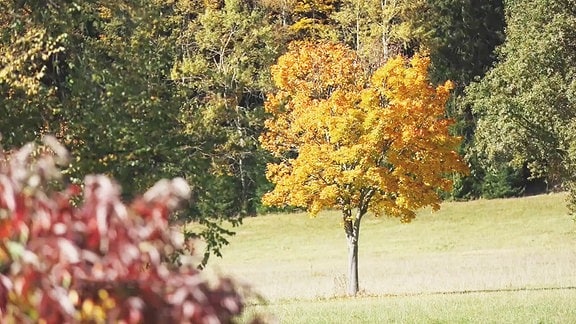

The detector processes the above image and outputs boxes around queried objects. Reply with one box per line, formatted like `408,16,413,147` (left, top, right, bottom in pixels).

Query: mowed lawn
201,193,576,322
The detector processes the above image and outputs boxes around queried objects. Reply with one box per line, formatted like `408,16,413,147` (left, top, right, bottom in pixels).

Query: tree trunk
381,0,392,60
344,211,361,296
355,0,360,52
346,230,359,295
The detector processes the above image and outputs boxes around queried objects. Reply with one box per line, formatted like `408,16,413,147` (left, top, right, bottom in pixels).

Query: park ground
202,193,576,323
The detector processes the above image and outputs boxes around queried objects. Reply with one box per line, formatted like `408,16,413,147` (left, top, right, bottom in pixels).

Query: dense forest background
1,0,575,259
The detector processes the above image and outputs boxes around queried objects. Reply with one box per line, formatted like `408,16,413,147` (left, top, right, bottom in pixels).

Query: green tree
169,0,285,262
422,0,505,86
0,0,264,265
466,0,576,201
261,41,467,295
171,0,282,216
0,0,181,195
332,0,427,71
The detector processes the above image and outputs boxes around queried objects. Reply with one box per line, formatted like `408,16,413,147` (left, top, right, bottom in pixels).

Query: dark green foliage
424,0,506,86
466,0,576,193
0,0,183,196
449,158,484,200
419,0,506,200
481,167,525,199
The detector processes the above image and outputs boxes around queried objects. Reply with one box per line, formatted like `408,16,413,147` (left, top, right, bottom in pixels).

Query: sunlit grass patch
244,288,576,323
206,193,576,321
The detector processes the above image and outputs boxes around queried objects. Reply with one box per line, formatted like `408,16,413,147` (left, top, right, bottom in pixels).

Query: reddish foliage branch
0,137,247,323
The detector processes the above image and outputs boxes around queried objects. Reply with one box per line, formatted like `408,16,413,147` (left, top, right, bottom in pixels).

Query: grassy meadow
201,193,576,322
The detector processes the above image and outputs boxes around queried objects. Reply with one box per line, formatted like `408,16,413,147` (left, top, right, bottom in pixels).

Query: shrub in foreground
0,137,251,323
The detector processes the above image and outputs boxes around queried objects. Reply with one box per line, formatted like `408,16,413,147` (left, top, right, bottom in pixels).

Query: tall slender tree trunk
381,0,390,60
346,229,359,295
355,0,361,52
344,210,362,295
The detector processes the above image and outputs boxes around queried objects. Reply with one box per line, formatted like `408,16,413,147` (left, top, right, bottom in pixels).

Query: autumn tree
260,41,467,295
256,0,297,27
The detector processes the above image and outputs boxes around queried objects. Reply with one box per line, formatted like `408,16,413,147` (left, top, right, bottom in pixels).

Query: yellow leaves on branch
0,28,66,96
260,41,468,221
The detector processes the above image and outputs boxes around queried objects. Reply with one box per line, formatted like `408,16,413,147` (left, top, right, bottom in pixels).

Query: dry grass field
200,193,576,322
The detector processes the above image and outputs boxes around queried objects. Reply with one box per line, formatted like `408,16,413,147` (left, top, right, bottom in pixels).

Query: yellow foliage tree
260,40,468,295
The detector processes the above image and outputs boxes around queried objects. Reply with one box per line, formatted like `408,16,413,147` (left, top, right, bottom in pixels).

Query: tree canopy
0,0,284,264
0,0,573,266
466,0,576,194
